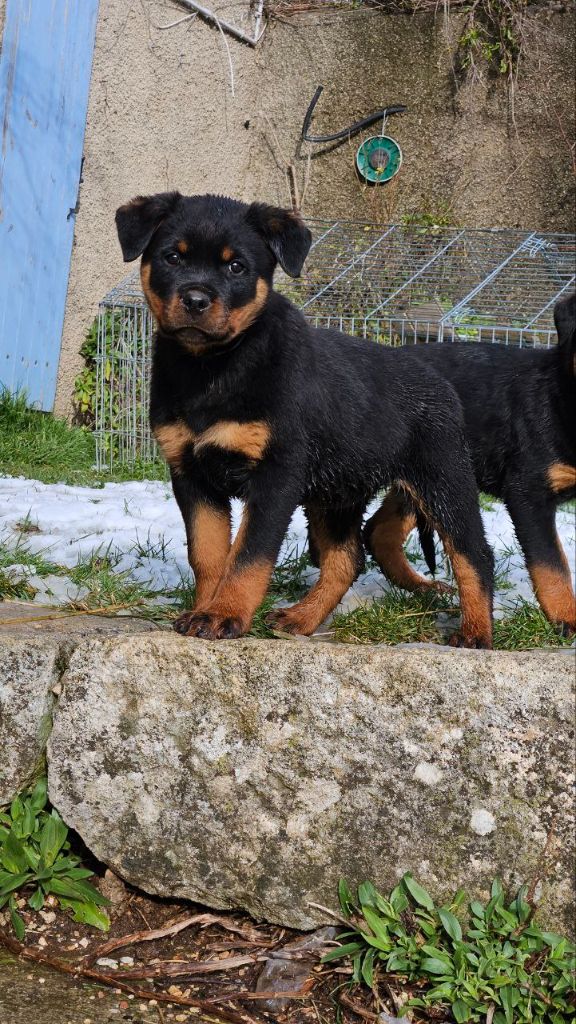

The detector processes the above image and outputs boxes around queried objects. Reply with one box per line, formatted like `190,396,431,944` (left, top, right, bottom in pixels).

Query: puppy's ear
115,192,181,262
246,203,312,277
554,291,576,377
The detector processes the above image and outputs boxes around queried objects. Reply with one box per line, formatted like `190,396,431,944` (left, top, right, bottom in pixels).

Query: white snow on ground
0,475,574,617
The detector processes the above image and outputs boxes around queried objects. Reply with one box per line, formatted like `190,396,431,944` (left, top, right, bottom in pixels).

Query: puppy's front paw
264,607,312,636
173,610,246,640
449,631,492,650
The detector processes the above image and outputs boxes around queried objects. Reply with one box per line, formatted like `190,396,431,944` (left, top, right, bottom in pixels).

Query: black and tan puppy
365,292,576,634
115,192,494,646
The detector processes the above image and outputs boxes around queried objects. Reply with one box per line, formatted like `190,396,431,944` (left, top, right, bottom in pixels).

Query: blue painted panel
0,0,99,410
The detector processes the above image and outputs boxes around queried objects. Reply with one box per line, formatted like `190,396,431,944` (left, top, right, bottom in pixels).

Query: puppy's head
115,193,312,352
554,291,576,380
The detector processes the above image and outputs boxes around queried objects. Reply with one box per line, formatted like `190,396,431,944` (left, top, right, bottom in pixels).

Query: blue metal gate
0,0,99,410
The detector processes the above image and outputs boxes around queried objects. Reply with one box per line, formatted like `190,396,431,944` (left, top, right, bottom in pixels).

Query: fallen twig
0,601,144,627
339,989,379,1020
209,978,315,1002
0,927,250,1024
83,911,266,964
114,953,259,980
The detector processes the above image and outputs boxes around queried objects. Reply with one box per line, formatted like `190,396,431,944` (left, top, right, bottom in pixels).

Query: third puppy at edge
115,192,494,646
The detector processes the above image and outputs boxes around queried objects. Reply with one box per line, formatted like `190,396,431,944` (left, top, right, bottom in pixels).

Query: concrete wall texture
2,0,573,415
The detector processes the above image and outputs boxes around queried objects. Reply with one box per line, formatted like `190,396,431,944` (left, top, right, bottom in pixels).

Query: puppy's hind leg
266,504,364,635
507,490,575,635
363,487,452,594
402,458,494,649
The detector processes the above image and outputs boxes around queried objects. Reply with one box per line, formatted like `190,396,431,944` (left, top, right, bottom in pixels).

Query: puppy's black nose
183,289,212,314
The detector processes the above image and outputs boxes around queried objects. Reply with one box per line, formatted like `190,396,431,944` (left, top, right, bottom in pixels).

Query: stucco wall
54,0,575,415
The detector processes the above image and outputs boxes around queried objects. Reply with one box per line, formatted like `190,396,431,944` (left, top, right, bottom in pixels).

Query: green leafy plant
323,875,575,1022
0,779,110,937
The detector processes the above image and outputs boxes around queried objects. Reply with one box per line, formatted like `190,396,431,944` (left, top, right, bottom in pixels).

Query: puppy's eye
165,252,181,266
229,259,245,275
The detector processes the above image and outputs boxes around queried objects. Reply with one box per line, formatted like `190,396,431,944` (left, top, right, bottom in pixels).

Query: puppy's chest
152,416,271,494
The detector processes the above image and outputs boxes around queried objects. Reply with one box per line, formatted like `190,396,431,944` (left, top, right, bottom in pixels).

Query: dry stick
0,601,142,627
83,911,266,965
209,978,315,1003
113,954,259,980
0,928,248,1024
338,989,378,1021
306,901,356,926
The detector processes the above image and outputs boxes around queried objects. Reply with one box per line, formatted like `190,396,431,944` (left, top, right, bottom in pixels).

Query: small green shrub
0,779,110,937
323,875,575,1023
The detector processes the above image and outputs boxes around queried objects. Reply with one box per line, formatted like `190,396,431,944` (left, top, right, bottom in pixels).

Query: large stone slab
47,635,575,931
0,636,63,804
0,604,160,806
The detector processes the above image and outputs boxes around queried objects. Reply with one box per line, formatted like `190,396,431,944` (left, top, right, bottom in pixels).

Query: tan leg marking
444,543,492,648
153,421,196,473
529,557,576,630
196,506,273,623
366,489,446,592
196,420,271,461
268,514,360,635
547,462,576,493
188,503,231,607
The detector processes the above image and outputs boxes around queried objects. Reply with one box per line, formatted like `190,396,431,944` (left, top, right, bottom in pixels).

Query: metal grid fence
95,222,576,469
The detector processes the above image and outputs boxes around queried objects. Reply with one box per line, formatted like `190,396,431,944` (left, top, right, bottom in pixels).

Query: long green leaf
338,878,354,917
439,907,463,942
58,897,110,932
420,957,454,976
39,813,68,868
452,997,472,1022
0,832,28,874
9,895,25,941
361,905,391,943
322,942,364,962
47,876,109,906
0,871,32,896
29,778,48,813
402,873,435,912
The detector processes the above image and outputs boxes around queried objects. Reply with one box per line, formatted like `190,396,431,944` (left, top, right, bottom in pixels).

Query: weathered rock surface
47,635,575,931
0,636,62,803
0,603,157,804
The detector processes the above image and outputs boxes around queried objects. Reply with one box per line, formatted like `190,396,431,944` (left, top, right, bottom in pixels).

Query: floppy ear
246,203,312,277
115,191,181,262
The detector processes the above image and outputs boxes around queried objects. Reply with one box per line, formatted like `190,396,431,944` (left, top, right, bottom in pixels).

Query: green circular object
356,135,402,183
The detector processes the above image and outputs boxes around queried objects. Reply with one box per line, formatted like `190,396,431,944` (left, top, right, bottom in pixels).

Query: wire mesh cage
95,222,576,469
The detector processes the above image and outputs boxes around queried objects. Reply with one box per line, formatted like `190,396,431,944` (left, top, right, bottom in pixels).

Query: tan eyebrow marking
177,240,188,254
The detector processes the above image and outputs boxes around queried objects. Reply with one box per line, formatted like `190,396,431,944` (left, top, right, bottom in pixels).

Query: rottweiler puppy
115,192,494,646
364,292,576,634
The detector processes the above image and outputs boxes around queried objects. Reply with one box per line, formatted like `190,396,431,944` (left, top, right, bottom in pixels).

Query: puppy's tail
417,511,436,576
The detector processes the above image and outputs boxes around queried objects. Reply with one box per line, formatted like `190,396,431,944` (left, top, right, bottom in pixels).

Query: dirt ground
0,864,377,1024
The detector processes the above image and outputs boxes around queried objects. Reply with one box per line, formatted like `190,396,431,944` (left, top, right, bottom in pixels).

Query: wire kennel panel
94,224,575,469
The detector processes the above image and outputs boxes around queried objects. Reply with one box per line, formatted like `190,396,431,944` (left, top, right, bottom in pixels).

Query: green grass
0,389,163,485
332,589,574,650
0,530,573,649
